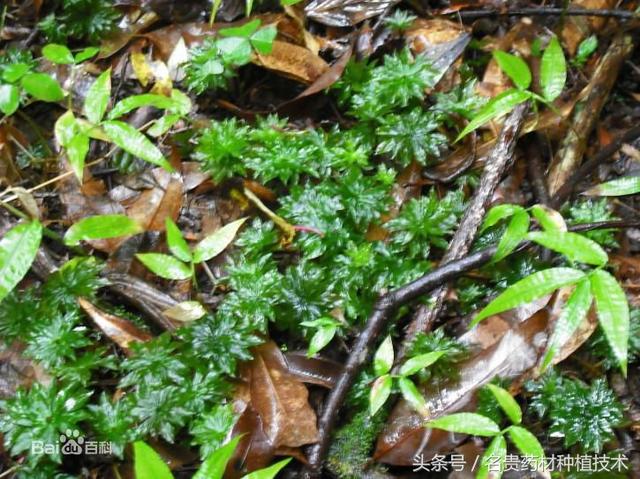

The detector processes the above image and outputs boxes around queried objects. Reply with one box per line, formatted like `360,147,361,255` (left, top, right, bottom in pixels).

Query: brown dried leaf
561,0,617,55
126,168,183,232
305,0,399,27
99,11,159,59
284,352,342,388
254,40,329,84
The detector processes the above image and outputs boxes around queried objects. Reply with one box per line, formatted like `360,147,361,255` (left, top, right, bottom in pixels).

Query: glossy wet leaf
456,88,530,141
242,457,292,479
0,84,20,116
165,218,191,262
493,51,531,90
83,69,111,124
540,36,566,102
54,110,77,147
590,269,630,376
370,374,392,416
399,351,445,377
148,114,181,137
427,412,500,436
542,279,592,370
194,436,242,479
527,231,608,266
64,214,143,246
485,384,521,424
133,441,173,479
192,218,247,263
135,253,192,280
472,268,585,326
530,204,566,232
108,93,178,120
20,73,64,102
477,434,506,479
373,335,394,376
67,133,90,181
583,176,640,197
102,120,173,171
163,301,207,322
307,325,337,357
493,209,530,262
0,221,43,303
42,44,75,64
481,204,524,233
398,377,428,417
2,63,30,83
507,425,544,462
75,46,100,63
220,19,261,38
250,26,278,55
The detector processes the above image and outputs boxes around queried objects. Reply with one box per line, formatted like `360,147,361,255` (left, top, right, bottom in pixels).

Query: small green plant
136,217,246,281
428,384,545,479
301,316,343,357
0,220,43,303
384,10,417,32
39,0,120,43
572,35,598,67
42,43,100,65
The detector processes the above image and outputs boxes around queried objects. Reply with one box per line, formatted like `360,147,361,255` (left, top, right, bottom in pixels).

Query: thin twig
451,7,638,20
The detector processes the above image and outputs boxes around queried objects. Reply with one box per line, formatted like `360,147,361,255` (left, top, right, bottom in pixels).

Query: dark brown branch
451,7,638,20
526,137,551,206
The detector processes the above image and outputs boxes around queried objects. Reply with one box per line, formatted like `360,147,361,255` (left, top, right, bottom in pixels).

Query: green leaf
242,458,292,479
192,218,247,263
527,231,608,266
135,253,192,281
428,412,501,436
307,325,337,357
472,268,585,326
148,114,181,137
193,435,242,479
477,434,506,479
507,426,545,462
0,221,43,303
2,63,30,83
398,377,428,417
42,44,75,64
0,84,20,116
574,35,598,67
83,69,111,124
246,0,254,16
369,374,392,416
542,279,592,370
220,19,261,38
583,176,640,197
456,88,530,141
281,0,303,4
163,301,207,322
493,51,532,90
217,37,253,66
64,214,143,245
54,110,78,147
67,133,90,181
540,36,566,102
250,26,278,55
21,73,64,102
485,384,522,424
399,351,445,377
481,204,524,232
590,269,630,376
373,335,394,376
493,209,530,262
133,441,173,479
169,89,192,115
108,93,177,120
101,120,173,171
165,218,192,262
530,204,566,232
75,47,100,63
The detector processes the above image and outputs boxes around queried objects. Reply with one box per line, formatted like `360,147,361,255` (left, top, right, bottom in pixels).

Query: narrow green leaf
54,110,78,147
0,84,20,116
250,26,278,55
540,36,566,102
108,93,177,120
373,335,394,376
369,374,392,416
481,204,524,233
281,0,304,5
246,0,254,16
42,44,75,64
472,268,585,326
148,114,181,137
477,434,506,479
102,120,173,171
493,209,530,262
192,218,247,263
456,89,530,141
530,204,567,232
542,279,592,370
83,69,111,124
583,176,640,197
163,301,207,322
165,218,192,262
398,377,429,417
21,73,64,102
485,384,522,424
427,413,500,436
193,435,242,479
507,426,545,462
399,351,445,377
307,325,336,357
64,214,142,245
527,231,608,266
133,441,173,479
74,47,100,63
135,253,192,281
210,0,223,25
242,458,292,479
220,19,261,38
0,221,43,303
590,269,630,376
67,133,90,181
493,51,532,90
